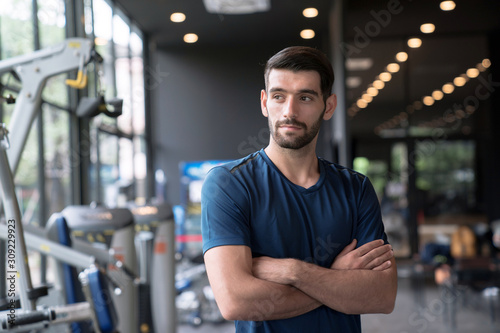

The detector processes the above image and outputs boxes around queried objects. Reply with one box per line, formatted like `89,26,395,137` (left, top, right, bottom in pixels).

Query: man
201,46,397,332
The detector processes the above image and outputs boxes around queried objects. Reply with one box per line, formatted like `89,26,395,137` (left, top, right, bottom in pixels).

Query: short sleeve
201,166,251,254
354,177,388,247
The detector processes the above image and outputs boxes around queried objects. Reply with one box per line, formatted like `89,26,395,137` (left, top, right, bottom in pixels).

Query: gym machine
0,38,131,331
0,126,128,332
45,205,138,333
129,201,176,333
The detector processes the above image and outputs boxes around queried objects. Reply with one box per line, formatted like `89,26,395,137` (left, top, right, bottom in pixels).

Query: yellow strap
65,70,88,89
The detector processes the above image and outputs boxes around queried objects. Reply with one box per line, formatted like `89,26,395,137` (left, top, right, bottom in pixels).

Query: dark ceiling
114,0,500,139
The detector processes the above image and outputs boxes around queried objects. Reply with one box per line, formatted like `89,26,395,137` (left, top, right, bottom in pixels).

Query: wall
150,43,333,204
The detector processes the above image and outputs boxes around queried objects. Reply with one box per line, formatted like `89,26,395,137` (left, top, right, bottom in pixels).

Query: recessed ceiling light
373,80,385,90
420,23,435,34
408,38,422,48
367,87,379,97
386,63,400,73
453,76,467,87
423,96,435,106
300,29,315,39
379,72,392,82
466,68,480,78
362,94,373,103
395,52,408,62
356,99,368,108
482,58,491,68
170,12,186,23
183,33,198,43
440,1,456,11
303,8,318,18
442,83,454,94
432,90,444,100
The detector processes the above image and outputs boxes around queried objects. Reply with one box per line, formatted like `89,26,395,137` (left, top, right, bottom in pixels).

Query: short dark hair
264,46,334,101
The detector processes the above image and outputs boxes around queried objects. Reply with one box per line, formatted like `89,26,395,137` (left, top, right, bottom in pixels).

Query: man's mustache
275,119,307,129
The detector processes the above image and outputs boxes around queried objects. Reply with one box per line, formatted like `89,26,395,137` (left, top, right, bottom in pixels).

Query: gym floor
178,262,500,333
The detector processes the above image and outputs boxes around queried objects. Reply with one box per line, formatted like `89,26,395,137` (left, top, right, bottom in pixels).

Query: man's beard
269,110,325,150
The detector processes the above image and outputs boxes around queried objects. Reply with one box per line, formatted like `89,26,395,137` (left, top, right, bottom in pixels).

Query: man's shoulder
319,158,368,182
210,150,264,176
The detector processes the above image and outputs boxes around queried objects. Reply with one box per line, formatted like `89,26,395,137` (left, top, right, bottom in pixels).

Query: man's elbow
216,295,247,321
380,282,397,314
380,293,396,314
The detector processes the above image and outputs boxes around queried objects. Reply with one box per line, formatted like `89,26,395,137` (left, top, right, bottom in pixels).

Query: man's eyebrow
269,87,320,96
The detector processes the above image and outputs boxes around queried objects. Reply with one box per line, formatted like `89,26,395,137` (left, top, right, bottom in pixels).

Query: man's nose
282,97,297,118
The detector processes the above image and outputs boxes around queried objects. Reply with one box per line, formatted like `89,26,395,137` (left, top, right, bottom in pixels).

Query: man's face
261,69,336,150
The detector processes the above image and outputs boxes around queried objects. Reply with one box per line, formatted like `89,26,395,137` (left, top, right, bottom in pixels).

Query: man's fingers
355,239,385,256
364,246,394,269
371,259,392,271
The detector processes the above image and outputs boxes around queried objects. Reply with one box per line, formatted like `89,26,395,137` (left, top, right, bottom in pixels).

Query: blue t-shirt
202,149,387,333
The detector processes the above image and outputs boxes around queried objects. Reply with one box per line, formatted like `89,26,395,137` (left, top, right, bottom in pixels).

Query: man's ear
323,93,337,121
261,89,268,117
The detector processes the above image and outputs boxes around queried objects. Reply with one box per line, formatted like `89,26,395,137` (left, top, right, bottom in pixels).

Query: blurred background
1,0,500,332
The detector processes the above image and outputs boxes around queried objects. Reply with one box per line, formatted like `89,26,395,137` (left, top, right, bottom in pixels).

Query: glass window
114,12,132,133
416,140,476,218
92,0,115,99
131,30,145,135
99,132,119,205
37,0,66,49
0,0,34,59
41,73,69,108
43,103,71,215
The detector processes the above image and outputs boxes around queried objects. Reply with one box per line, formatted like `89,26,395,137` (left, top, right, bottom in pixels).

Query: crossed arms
204,239,397,321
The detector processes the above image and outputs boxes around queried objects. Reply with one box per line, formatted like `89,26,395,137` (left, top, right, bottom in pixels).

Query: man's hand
331,239,393,271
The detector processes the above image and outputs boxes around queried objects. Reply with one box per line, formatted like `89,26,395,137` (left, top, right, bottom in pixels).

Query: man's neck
264,143,320,189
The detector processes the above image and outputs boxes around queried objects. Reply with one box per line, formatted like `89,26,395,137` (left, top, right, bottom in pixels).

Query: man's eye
301,96,312,101
273,95,284,100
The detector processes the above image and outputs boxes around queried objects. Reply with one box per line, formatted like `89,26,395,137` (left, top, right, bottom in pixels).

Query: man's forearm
288,258,397,314
225,277,321,321
204,246,322,322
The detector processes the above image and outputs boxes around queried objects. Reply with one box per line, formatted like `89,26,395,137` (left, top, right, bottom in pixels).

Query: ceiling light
395,52,408,62
386,63,400,73
300,29,315,39
183,33,198,43
442,83,454,94
346,76,362,88
432,90,444,100
440,1,456,11
466,68,480,78
203,0,270,14
413,101,423,110
408,38,422,48
482,58,491,68
423,96,434,106
170,12,186,22
420,23,435,33
362,94,373,103
303,8,318,18
367,87,379,96
477,63,486,72
379,72,392,82
453,76,467,87
356,99,368,108
345,58,373,71
373,80,385,89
